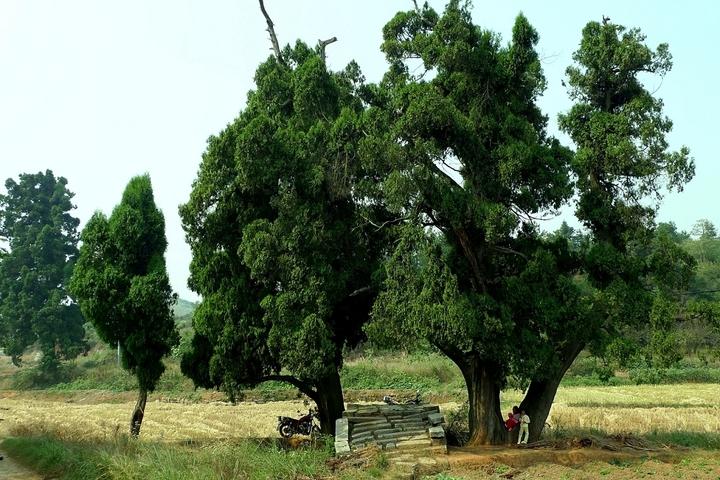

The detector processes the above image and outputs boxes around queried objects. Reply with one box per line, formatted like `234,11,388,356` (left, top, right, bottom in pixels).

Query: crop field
2,383,720,479
2,383,719,443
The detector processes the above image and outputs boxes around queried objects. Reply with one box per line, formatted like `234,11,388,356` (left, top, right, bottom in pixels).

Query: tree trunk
461,358,507,445
314,369,345,436
518,376,562,442
130,388,148,438
519,341,584,442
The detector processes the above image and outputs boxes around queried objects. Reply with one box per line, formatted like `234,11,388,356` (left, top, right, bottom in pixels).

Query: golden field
1,383,718,443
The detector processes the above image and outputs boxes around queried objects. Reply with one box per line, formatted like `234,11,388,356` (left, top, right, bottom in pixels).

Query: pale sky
1,1,717,300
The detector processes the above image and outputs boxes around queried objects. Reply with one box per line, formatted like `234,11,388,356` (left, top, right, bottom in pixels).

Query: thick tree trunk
519,341,584,442
130,388,148,438
461,358,507,445
314,369,345,436
518,376,562,442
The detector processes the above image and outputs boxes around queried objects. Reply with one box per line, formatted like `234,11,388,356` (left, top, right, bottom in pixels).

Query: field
2,349,720,479
2,384,720,444
2,382,720,479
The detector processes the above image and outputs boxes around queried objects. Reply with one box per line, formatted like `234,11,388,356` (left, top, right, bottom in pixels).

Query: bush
340,353,462,391
11,364,80,390
565,355,598,377
444,401,470,446
629,367,720,385
561,375,630,387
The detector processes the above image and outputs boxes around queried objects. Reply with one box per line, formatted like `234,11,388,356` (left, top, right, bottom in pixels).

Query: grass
0,349,465,397
3,371,720,478
341,352,463,391
2,435,378,480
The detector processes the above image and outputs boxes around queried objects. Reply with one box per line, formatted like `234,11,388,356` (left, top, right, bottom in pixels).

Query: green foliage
2,437,108,480
557,16,695,396
2,436,373,480
10,363,80,390
179,39,386,420
369,1,578,389
628,367,720,385
361,3,694,445
0,170,85,372
71,175,178,393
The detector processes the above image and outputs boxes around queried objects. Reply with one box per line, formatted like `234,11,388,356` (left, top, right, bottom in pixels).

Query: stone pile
334,403,447,458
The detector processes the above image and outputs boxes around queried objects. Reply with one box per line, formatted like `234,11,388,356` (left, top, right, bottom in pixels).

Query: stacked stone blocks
334,403,447,457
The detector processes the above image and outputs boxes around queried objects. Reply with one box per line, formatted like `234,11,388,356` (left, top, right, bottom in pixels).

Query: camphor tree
179,2,386,435
0,170,85,374
366,2,693,444
71,175,178,437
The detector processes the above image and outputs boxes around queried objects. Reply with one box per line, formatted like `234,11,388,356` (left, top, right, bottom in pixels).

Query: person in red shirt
505,412,519,431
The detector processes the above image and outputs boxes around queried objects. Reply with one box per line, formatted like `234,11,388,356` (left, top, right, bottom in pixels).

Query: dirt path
0,450,42,480
447,444,675,468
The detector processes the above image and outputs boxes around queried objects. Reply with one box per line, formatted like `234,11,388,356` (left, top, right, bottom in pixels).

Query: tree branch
491,245,528,261
360,213,410,232
258,0,284,65
261,375,318,400
318,37,337,63
349,286,372,297
453,225,485,293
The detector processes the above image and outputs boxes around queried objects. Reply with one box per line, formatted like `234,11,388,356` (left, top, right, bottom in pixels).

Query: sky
1,0,717,301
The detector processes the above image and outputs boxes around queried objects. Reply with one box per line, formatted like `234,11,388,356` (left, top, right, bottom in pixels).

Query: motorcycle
383,389,422,405
277,407,320,438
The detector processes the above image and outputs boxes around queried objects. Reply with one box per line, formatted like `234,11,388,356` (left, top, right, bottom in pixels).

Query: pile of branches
520,434,662,452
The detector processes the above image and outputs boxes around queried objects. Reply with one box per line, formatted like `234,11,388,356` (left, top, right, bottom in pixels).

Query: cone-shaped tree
0,170,85,374
71,175,178,437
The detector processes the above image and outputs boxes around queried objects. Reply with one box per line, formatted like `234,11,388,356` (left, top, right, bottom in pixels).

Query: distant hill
174,298,197,318
174,298,197,334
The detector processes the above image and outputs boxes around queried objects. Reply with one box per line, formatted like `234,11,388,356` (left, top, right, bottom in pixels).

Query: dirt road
0,451,41,480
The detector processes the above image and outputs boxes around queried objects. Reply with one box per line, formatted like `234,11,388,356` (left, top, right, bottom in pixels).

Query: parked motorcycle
277,407,320,438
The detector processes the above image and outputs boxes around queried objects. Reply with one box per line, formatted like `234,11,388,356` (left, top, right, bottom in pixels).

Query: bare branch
318,37,338,63
260,375,318,400
412,0,420,12
258,0,284,65
360,213,409,232
349,286,372,297
491,245,528,261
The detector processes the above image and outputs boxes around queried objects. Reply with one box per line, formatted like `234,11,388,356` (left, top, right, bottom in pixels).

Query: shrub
628,367,720,384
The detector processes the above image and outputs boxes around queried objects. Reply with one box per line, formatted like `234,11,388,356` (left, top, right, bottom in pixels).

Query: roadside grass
2,435,380,480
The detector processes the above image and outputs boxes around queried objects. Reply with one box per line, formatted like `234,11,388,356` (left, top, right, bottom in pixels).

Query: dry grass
490,384,720,436
2,383,719,445
0,397,310,443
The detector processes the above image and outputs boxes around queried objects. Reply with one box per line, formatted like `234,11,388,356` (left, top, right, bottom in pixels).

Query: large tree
71,175,178,437
0,170,85,373
179,22,386,433
534,18,695,439
366,2,693,445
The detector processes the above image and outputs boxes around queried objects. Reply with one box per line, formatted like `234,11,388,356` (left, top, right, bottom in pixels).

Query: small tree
71,175,178,437
0,170,85,374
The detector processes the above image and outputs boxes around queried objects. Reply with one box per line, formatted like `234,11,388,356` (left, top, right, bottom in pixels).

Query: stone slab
334,440,350,455
427,412,444,425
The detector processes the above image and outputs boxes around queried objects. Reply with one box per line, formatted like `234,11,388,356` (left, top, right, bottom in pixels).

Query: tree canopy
179,39,387,434
0,170,85,373
364,2,693,444
71,174,178,437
